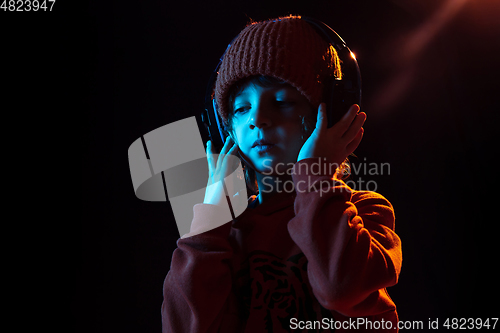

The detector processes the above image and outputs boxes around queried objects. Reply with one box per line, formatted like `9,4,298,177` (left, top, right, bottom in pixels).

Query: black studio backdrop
82,0,500,332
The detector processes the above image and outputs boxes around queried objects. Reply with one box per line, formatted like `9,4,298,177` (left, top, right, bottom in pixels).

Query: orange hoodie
162,158,402,332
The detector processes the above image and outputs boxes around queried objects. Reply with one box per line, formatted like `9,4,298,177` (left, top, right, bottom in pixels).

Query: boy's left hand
297,103,366,167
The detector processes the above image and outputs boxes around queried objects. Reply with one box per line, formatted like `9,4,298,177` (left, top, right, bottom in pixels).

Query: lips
252,139,274,148
252,139,275,153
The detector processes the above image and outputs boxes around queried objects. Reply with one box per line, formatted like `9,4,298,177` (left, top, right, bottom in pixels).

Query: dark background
81,0,499,332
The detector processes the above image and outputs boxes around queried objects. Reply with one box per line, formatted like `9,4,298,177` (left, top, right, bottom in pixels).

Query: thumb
315,103,327,133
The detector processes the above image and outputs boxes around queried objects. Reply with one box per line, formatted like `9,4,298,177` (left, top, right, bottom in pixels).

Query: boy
162,15,402,332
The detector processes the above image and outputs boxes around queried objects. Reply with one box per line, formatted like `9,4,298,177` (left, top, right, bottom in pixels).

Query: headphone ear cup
325,80,359,128
202,42,232,153
324,76,343,128
213,99,228,149
201,98,226,152
302,17,362,128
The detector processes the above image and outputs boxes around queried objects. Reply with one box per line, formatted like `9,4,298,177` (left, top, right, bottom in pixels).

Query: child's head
215,15,342,124
213,16,345,193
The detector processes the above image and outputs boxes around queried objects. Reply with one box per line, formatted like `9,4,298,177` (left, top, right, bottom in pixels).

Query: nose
248,103,272,130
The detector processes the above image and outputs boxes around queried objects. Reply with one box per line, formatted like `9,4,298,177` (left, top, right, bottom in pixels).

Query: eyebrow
234,91,248,99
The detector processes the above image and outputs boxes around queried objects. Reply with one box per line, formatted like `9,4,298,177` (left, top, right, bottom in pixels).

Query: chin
253,157,296,176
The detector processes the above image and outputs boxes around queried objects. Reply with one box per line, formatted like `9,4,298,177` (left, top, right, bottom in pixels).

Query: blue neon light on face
230,81,314,176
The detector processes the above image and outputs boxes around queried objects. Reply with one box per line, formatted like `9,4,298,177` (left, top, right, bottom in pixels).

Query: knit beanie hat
214,15,341,124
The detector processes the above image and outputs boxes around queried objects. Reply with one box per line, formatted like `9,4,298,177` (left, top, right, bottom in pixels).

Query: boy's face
229,81,314,175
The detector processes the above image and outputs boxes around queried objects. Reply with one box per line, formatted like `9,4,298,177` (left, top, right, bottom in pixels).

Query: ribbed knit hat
214,15,341,124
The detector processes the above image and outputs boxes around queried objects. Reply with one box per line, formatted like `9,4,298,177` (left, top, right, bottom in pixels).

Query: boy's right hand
182,137,245,238
203,136,241,206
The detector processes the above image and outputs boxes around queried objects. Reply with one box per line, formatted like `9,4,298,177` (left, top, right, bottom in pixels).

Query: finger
224,143,243,195
316,103,328,129
346,127,364,155
227,141,239,156
342,112,366,141
212,140,239,184
224,142,240,170
333,104,360,135
315,103,328,133
206,140,216,176
219,136,234,157
222,141,240,166
216,136,235,170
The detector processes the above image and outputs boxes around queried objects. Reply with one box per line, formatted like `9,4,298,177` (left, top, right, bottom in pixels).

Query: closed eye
234,106,250,114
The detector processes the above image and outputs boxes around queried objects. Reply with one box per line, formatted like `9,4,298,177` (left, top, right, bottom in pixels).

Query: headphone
200,16,362,151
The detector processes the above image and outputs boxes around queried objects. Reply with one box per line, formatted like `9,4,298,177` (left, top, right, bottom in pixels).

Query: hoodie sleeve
161,204,240,333
287,158,402,318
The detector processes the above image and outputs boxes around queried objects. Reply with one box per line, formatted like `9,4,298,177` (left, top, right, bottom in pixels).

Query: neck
255,172,294,204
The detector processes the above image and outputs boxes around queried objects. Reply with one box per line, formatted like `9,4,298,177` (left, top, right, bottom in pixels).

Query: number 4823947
443,318,498,330
1,0,56,11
